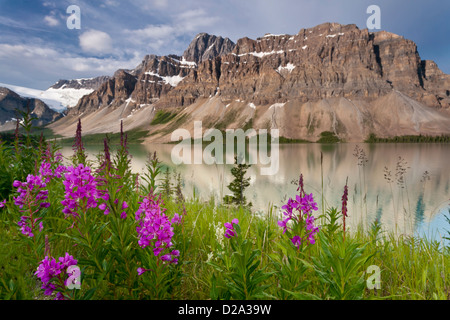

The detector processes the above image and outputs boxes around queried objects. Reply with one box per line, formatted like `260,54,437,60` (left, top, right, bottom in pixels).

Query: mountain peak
183,33,235,63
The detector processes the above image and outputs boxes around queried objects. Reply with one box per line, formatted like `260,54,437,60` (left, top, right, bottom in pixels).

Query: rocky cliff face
0,87,63,131
166,23,449,109
183,33,235,63
49,23,450,141
50,76,111,91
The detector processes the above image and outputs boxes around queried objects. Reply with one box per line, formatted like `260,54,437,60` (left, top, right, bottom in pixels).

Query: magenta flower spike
278,174,320,248
34,253,78,300
342,182,349,241
61,164,108,217
135,193,179,264
224,218,239,238
13,174,50,237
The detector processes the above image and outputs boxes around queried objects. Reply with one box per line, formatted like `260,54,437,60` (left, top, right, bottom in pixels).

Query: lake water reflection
61,143,450,241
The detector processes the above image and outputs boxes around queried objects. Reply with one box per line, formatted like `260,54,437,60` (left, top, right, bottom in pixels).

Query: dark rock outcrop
49,76,111,91
0,87,62,131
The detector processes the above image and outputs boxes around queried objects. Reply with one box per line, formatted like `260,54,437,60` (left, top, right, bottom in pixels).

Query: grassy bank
1,189,449,300
0,123,449,301
365,133,450,143
57,129,150,145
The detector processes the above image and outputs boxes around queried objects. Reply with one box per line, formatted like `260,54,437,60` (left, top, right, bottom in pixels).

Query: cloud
44,15,60,27
101,0,120,8
1,0,449,90
176,9,220,32
122,8,220,53
126,24,176,41
152,0,169,8
129,0,170,11
42,1,56,8
79,30,113,54
0,43,142,88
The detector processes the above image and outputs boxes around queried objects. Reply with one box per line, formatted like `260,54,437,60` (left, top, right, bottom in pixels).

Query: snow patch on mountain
269,103,286,110
277,63,295,73
145,72,185,87
0,82,91,112
45,87,94,109
234,50,285,58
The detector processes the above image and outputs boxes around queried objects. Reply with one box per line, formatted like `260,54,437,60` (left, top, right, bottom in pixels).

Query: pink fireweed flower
135,193,178,264
13,175,49,209
277,218,290,234
308,227,320,245
18,216,34,237
281,198,297,216
342,182,349,241
342,184,349,218
297,174,305,196
297,193,318,215
278,175,320,248
13,175,50,237
171,213,182,225
137,267,154,276
39,146,67,183
34,253,78,300
224,218,239,239
120,201,128,219
61,164,108,217
291,235,302,249
0,199,6,208
39,162,53,181
137,267,146,276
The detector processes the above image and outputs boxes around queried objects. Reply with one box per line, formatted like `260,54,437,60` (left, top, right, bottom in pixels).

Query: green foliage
278,136,311,144
268,237,316,300
0,117,449,301
242,118,253,131
444,210,450,251
59,130,149,145
0,109,46,200
306,233,373,300
0,140,15,200
161,167,173,199
321,207,342,242
365,133,450,143
317,131,341,144
208,223,273,300
141,151,163,194
151,111,177,125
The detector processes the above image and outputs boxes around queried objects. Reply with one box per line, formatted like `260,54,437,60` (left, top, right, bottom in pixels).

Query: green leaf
210,274,218,300
82,288,97,300
283,289,321,300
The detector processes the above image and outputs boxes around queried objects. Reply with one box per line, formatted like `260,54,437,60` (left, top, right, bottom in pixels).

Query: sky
0,0,449,89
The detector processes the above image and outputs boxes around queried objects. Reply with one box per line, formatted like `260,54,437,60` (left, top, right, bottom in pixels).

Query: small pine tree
223,156,252,208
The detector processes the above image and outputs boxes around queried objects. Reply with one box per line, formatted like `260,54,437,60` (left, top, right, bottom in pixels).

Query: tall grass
0,118,449,300
1,177,449,299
